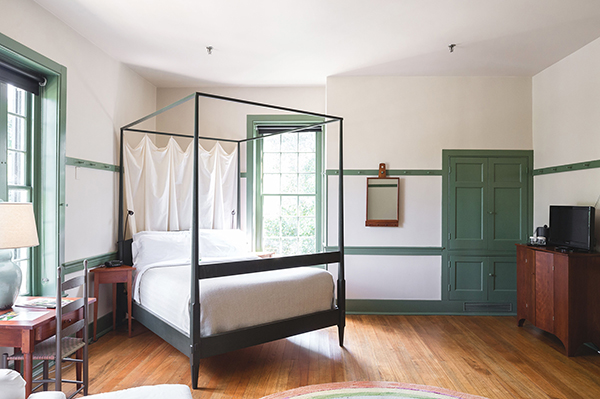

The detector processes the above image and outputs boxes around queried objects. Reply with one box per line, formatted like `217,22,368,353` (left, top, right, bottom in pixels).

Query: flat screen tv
548,205,596,252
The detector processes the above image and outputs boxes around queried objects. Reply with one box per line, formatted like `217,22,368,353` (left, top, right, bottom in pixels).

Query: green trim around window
533,159,600,176
326,169,442,176
1,33,67,296
246,114,325,253
66,157,120,173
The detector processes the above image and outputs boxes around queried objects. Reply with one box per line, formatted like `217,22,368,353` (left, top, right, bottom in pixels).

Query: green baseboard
346,299,516,316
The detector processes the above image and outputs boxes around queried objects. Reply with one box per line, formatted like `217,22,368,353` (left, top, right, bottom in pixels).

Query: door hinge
448,261,451,268
448,284,451,292
448,166,451,174
448,233,451,240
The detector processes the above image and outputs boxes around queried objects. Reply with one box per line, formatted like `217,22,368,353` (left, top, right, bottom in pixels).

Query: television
548,205,596,252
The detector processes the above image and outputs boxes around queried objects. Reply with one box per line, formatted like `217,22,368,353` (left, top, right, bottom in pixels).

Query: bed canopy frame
117,92,345,388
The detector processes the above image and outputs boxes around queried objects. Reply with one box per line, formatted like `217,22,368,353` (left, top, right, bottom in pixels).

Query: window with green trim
1,83,36,295
1,33,67,296
254,122,324,255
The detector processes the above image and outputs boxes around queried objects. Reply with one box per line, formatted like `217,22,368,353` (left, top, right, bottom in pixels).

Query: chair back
54,261,88,393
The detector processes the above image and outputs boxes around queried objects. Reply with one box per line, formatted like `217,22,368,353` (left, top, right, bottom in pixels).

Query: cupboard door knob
488,273,496,277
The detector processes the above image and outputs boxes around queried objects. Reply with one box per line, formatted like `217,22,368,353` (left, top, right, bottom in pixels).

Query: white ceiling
33,0,600,88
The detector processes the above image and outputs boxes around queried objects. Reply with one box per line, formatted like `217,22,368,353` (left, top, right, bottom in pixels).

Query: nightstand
90,265,133,340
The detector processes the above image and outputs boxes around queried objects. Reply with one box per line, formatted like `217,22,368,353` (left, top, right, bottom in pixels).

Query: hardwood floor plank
51,315,600,398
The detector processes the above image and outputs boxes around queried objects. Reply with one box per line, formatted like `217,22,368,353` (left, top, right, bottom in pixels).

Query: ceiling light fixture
206,46,213,55
448,44,456,53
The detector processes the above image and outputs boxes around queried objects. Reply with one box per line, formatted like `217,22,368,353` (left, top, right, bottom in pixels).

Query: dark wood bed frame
117,92,346,389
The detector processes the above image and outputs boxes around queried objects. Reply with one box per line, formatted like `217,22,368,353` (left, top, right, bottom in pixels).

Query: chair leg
83,344,88,395
76,348,83,390
55,358,61,393
43,361,49,391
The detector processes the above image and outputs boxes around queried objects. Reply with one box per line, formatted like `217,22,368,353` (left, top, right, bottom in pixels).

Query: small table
0,296,95,398
90,265,134,340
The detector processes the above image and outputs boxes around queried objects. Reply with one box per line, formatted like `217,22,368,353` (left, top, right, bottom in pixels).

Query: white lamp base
0,249,22,310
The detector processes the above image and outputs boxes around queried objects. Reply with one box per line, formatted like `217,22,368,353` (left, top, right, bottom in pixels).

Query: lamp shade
0,203,40,249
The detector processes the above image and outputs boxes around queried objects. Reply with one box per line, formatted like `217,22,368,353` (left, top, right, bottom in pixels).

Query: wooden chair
3,261,89,398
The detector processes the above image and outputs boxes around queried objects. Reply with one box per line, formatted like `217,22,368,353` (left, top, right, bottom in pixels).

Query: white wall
532,37,600,248
1,0,157,321
326,76,532,300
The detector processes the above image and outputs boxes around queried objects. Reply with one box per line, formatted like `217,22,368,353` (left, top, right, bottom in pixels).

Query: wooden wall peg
378,163,387,178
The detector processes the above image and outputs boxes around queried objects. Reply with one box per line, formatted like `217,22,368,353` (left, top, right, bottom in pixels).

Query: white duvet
133,257,335,337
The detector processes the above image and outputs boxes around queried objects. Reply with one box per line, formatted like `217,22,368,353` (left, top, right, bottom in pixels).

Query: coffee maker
529,225,549,246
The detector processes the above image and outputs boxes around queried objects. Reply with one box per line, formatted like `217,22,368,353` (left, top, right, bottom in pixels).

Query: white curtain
123,135,238,235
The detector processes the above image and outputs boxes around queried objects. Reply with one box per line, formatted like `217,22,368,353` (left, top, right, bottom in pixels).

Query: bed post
190,93,201,389
337,118,345,347
237,141,241,229
118,127,125,259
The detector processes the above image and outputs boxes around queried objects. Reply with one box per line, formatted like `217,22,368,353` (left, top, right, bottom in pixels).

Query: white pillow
199,229,248,258
132,230,191,269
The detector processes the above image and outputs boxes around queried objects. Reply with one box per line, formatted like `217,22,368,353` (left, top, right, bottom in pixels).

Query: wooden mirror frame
365,164,400,227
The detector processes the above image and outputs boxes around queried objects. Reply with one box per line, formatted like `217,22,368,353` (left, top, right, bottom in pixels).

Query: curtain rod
124,128,240,143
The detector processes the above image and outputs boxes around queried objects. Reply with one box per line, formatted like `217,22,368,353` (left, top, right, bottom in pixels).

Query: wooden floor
61,315,600,398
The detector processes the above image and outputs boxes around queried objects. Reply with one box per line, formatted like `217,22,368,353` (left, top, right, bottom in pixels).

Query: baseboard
346,299,517,316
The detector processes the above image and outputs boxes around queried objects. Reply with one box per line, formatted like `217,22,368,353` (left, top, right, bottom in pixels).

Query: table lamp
0,203,40,310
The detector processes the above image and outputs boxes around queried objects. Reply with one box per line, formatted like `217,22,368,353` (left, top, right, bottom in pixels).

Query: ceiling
33,0,600,88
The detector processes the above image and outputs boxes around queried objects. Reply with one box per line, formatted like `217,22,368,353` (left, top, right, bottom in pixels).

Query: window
1,33,66,296
1,83,35,294
251,120,323,255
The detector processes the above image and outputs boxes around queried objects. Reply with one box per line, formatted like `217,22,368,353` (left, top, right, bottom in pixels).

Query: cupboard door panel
488,158,528,251
487,256,517,303
448,158,487,250
449,256,485,301
535,251,554,334
516,245,535,324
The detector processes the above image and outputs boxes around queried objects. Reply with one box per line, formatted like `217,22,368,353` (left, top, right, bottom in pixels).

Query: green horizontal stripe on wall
325,246,444,256
326,169,442,176
66,157,120,172
533,159,600,176
62,252,119,274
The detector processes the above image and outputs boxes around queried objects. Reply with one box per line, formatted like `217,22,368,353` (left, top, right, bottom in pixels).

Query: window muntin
259,130,321,256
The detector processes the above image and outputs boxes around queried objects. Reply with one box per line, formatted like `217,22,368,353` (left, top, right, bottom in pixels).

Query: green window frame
1,33,67,296
1,83,36,294
247,115,325,255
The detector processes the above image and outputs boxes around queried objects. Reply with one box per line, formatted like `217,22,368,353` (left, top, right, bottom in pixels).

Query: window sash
2,83,35,295
255,124,323,255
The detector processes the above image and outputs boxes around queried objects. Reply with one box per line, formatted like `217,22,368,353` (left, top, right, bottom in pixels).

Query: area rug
261,381,488,399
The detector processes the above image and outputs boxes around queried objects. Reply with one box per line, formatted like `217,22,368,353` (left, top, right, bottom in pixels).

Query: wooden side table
90,265,134,340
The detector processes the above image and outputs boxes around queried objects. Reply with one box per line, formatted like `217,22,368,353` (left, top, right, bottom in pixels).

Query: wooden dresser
516,244,600,356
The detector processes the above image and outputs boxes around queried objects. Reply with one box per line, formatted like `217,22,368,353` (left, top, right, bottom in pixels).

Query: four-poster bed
117,92,345,389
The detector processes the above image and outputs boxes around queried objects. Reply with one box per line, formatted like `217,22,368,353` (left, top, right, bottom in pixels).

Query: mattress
133,259,335,337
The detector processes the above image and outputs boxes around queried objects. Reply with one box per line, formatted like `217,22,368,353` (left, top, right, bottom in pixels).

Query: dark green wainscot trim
533,159,600,176
66,157,120,173
327,169,442,176
91,312,114,341
347,299,516,316
325,246,444,256
62,252,118,274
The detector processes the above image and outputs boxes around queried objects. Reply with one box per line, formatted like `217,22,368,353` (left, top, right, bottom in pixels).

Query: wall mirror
365,163,400,227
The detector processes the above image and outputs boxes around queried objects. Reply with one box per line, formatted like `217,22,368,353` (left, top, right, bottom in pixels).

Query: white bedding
133,260,335,337
131,229,335,337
